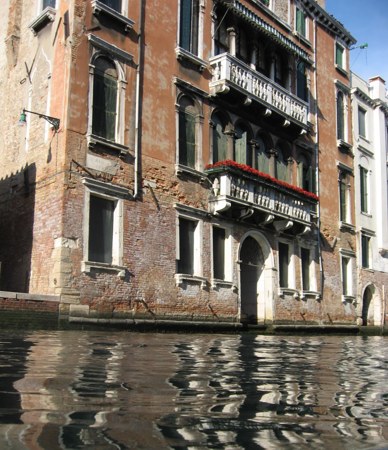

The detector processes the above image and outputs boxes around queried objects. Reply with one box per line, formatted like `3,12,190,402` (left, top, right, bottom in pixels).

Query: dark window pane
301,248,310,291
89,196,114,264
297,62,308,101
43,0,56,8
361,235,370,268
213,227,225,280
180,0,199,54
360,167,368,213
279,242,289,288
358,107,366,137
100,0,122,11
92,58,118,141
337,92,345,140
342,257,349,295
178,218,196,275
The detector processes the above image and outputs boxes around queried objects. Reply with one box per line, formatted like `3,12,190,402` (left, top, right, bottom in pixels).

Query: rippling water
0,331,387,449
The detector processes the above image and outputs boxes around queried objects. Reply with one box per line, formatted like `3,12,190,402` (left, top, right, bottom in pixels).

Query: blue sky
325,0,388,83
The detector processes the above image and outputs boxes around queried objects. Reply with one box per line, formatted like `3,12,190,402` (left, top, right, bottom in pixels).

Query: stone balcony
209,53,309,129
205,161,318,233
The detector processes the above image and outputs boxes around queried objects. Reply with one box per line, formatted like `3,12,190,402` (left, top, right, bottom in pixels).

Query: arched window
92,57,118,142
212,113,228,163
178,96,197,169
234,123,250,165
255,135,269,174
337,91,345,141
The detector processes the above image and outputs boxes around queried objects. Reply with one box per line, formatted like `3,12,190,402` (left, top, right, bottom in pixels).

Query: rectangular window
358,107,366,138
89,195,115,264
339,173,348,222
178,218,197,275
296,7,306,37
341,256,350,295
360,167,369,213
180,0,199,55
213,227,225,280
278,242,290,288
301,248,310,291
335,43,344,69
361,234,370,268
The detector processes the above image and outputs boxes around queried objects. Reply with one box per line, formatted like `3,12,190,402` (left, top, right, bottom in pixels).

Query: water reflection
0,332,387,449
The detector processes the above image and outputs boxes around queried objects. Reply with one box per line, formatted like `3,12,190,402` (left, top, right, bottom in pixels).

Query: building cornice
301,0,356,47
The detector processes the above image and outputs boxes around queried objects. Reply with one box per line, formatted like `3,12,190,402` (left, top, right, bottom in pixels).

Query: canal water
0,331,387,449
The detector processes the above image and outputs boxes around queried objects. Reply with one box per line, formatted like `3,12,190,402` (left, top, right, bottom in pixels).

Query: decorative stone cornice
301,0,356,47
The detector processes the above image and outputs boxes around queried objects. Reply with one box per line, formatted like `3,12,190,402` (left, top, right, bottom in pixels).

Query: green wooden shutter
93,59,118,141
179,111,196,168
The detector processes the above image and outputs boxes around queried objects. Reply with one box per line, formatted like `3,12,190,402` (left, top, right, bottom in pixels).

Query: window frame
339,171,352,225
361,233,371,269
176,0,205,69
176,213,203,280
211,225,233,285
340,249,355,302
295,5,307,39
360,166,369,214
87,36,132,154
335,41,347,73
176,94,202,174
278,240,295,291
82,178,127,276
358,106,367,139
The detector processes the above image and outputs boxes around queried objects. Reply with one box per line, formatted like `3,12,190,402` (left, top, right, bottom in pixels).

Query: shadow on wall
0,164,36,292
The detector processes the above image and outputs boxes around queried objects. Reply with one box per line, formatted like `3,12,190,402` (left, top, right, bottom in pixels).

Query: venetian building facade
351,73,388,326
0,0,363,326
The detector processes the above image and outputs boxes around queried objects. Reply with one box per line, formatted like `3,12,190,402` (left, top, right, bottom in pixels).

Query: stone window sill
342,295,355,304
300,290,321,300
335,64,348,77
175,274,207,289
279,288,298,298
211,279,237,291
175,47,207,72
29,7,56,35
176,164,207,182
91,0,134,32
82,261,126,278
337,139,353,153
87,134,129,156
339,221,355,232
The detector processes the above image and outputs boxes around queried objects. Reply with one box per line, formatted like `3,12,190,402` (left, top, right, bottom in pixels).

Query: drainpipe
134,0,145,198
313,17,324,301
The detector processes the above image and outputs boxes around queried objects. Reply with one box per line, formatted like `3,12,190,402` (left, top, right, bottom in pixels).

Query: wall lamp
19,109,60,131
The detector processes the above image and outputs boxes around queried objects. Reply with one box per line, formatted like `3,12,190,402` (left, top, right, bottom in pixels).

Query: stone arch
361,284,381,326
238,230,274,324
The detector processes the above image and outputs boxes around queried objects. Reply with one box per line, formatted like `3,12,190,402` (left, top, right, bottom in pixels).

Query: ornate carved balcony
205,161,318,233
209,53,309,129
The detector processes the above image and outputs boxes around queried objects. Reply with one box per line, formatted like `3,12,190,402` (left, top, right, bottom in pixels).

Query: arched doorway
361,284,381,326
239,232,274,324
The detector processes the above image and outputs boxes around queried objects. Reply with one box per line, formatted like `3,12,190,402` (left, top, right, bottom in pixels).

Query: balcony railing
209,53,308,128
205,162,317,227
